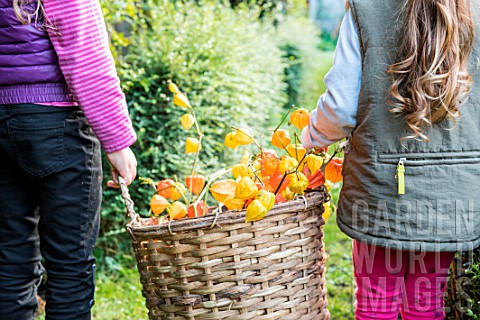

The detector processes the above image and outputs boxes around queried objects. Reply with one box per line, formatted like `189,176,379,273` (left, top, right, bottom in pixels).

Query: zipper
395,158,406,195
377,151,480,165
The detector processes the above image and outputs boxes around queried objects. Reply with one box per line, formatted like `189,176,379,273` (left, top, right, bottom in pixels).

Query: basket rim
127,190,327,236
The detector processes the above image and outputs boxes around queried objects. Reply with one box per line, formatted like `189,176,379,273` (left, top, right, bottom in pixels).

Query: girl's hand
105,147,137,188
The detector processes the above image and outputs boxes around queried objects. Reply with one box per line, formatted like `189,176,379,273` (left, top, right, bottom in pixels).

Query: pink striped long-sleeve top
43,0,136,153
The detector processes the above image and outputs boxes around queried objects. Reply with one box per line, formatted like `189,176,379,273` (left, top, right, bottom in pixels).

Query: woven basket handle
118,176,140,224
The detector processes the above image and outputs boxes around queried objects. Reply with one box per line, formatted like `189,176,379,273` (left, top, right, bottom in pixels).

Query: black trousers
0,104,102,320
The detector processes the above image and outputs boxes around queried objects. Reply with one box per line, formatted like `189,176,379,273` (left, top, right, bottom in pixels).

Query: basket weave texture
125,188,330,320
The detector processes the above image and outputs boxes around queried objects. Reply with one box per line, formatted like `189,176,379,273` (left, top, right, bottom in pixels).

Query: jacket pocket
7,120,65,177
377,151,480,195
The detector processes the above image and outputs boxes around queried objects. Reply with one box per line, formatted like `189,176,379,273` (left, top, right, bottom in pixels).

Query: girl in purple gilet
0,0,137,319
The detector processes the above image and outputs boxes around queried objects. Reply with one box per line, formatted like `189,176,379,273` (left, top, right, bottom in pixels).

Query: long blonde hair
13,0,44,25
387,0,475,141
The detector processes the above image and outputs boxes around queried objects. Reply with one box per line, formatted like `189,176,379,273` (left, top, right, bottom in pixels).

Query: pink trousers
352,240,455,320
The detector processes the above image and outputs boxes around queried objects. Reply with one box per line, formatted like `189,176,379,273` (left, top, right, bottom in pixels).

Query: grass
92,268,147,320
323,183,355,319
35,266,147,320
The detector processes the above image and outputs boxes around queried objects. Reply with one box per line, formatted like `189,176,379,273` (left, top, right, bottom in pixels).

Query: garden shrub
95,0,288,265
446,249,480,319
276,14,328,110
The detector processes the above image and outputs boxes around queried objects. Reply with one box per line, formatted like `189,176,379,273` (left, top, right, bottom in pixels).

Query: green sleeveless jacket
339,0,480,252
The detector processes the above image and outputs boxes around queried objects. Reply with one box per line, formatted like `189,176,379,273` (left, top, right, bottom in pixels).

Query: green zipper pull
396,158,406,195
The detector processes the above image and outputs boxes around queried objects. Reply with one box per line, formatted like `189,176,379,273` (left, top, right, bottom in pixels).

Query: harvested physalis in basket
141,83,343,224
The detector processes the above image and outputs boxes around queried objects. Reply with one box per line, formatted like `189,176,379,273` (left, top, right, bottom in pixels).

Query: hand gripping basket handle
118,176,140,224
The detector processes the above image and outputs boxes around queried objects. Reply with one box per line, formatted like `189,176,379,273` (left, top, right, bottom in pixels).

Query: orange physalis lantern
290,108,310,129
271,129,291,149
325,157,344,183
149,195,170,215
187,200,206,218
210,179,237,203
157,179,186,201
259,149,280,176
168,201,187,220
307,170,325,190
263,172,290,193
185,174,205,196
170,182,186,201
156,179,175,199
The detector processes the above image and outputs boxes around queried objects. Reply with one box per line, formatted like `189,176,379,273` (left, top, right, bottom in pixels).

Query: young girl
0,0,137,319
302,0,479,319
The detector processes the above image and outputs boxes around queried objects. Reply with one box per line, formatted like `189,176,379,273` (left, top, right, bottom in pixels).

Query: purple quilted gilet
0,0,74,104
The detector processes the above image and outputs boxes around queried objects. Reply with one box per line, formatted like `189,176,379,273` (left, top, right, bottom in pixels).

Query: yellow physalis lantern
241,150,251,164
279,156,298,174
234,176,259,200
168,82,180,93
306,154,324,173
324,180,333,192
173,92,192,109
245,199,268,222
290,108,310,129
180,114,195,130
234,128,254,145
286,144,307,163
281,186,295,201
185,137,201,154
323,202,331,222
255,190,275,211
232,163,253,179
224,132,240,149
288,172,309,194
223,195,246,211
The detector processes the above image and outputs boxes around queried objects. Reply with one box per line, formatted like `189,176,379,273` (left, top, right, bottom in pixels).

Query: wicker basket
120,178,330,320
